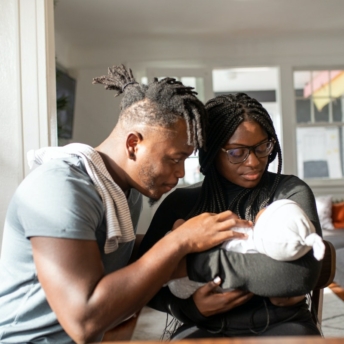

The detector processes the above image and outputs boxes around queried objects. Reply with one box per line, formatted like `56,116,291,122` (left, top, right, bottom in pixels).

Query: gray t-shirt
0,156,142,343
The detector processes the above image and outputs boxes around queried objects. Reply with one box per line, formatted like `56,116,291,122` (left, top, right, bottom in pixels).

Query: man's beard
148,197,159,207
138,162,161,207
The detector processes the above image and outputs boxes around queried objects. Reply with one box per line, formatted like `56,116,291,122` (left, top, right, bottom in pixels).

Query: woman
138,93,322,338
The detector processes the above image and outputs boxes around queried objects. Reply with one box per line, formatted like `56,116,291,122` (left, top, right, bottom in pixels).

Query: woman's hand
193,278,253,317
269,295,306,307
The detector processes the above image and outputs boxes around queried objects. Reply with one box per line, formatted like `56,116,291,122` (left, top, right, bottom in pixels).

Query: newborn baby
167,199,325,299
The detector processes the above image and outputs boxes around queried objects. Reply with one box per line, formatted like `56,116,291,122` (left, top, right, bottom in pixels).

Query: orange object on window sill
332,201,344,228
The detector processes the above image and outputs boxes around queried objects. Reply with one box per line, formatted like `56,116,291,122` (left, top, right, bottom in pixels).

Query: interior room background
1,0,344,253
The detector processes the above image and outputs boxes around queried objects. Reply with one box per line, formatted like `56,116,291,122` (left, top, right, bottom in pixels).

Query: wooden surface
329,282,344,302
100,337,344,344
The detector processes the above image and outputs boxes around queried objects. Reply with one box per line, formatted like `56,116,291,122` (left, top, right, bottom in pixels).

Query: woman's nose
244,150,261,167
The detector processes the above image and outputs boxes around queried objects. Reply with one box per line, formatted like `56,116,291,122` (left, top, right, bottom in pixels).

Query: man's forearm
32,233,188,344
33,211,249,343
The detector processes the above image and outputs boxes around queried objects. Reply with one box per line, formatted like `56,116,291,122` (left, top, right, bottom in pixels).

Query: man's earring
129,151,135,160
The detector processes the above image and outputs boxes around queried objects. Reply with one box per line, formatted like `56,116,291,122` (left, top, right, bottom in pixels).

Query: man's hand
192,277,253,317
170,211,252,254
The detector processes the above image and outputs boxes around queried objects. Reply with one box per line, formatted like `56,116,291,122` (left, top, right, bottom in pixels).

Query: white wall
0,0,56,254
0,0,23,252
72,68,122,147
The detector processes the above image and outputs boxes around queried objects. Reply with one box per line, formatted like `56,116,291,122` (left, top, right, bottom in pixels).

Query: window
294,70,344,179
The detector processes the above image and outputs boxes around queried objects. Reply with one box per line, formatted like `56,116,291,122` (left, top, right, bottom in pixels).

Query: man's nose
175,162,186,179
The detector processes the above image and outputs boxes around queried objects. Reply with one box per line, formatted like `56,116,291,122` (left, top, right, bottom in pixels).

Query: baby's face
255,207,266,224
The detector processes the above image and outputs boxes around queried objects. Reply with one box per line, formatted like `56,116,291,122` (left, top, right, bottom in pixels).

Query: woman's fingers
218,290,254,310
192,278,253,317
197,276,223,294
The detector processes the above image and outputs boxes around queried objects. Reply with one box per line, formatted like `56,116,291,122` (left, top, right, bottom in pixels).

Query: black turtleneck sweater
138,172,322,327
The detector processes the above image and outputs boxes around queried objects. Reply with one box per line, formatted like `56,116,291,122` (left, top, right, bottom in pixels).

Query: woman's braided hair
188,93,282,222
92,65,207,149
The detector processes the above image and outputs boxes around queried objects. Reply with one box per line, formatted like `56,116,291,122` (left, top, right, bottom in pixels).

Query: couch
316,196,344,288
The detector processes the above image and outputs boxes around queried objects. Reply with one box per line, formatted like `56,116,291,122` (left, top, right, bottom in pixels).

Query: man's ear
126,131,143,160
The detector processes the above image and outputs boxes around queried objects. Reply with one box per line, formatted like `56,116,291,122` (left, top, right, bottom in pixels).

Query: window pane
333,97,343,122
181,77,205,102
341,126,344,175
313,99,329,122
294,71,311,98
178,153,204,186
329,70,344,98
297,126,344,179
296,98,311,123
181,77,196,89
311,71,330,97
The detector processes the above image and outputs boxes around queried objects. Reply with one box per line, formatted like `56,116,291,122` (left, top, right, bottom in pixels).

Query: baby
167,199,325,299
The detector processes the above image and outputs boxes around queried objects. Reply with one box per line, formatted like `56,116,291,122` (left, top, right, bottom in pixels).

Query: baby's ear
255,207,267,222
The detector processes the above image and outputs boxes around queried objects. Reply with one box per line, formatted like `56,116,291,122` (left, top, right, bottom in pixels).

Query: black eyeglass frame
221,139,276,164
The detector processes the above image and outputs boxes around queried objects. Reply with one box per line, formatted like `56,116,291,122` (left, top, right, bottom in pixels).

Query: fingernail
213,276,221,284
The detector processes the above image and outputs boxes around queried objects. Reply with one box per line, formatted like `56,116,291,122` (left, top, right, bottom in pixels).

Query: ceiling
54,0,344,51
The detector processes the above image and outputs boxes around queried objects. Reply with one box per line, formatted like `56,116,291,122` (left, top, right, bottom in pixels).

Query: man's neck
95,147,130,196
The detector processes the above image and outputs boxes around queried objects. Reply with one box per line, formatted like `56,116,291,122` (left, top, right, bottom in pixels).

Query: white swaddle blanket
168,199,325,299
27,143,135,254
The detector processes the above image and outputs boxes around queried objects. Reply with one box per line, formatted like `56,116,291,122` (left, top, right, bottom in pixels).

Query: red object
332,202,344,229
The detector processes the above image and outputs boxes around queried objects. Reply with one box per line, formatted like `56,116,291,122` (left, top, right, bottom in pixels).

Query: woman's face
215,120,270,188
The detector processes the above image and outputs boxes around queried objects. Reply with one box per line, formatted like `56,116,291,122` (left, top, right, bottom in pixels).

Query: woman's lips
242,172,261,181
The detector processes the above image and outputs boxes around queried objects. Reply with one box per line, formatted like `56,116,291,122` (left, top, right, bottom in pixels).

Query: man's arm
31,211,249,344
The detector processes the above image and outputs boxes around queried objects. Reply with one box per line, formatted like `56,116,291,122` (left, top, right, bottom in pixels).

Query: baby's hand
172,219,185,231
269,295,305,307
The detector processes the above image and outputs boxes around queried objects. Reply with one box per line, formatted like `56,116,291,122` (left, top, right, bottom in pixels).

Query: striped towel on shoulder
27,143,135,253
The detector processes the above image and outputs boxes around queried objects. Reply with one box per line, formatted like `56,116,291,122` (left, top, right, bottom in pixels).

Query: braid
188,93,282,221
92,66,207,149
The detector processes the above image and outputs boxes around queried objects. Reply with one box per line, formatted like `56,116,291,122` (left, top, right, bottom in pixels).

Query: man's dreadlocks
188,93,283,222
92,65,207,150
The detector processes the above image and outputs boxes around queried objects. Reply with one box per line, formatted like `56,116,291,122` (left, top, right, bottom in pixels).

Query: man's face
133,118,194,204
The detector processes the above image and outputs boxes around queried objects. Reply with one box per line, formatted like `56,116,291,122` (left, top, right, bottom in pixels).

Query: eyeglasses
221,139,275,164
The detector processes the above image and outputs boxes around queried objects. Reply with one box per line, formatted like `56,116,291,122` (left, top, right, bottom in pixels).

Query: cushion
332,202,344,229
315,195,335,230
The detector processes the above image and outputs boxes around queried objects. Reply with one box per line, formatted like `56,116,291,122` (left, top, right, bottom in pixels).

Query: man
0,65,251,343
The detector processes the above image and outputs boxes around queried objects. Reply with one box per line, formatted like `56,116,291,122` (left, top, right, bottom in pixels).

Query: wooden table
101,338,344,344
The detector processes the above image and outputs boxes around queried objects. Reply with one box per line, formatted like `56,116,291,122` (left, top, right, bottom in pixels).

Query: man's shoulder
16,156,100,207
23,156,90,187
31,155,87,176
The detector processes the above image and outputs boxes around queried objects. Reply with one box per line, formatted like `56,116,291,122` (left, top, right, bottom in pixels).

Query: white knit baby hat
253,199,325,261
